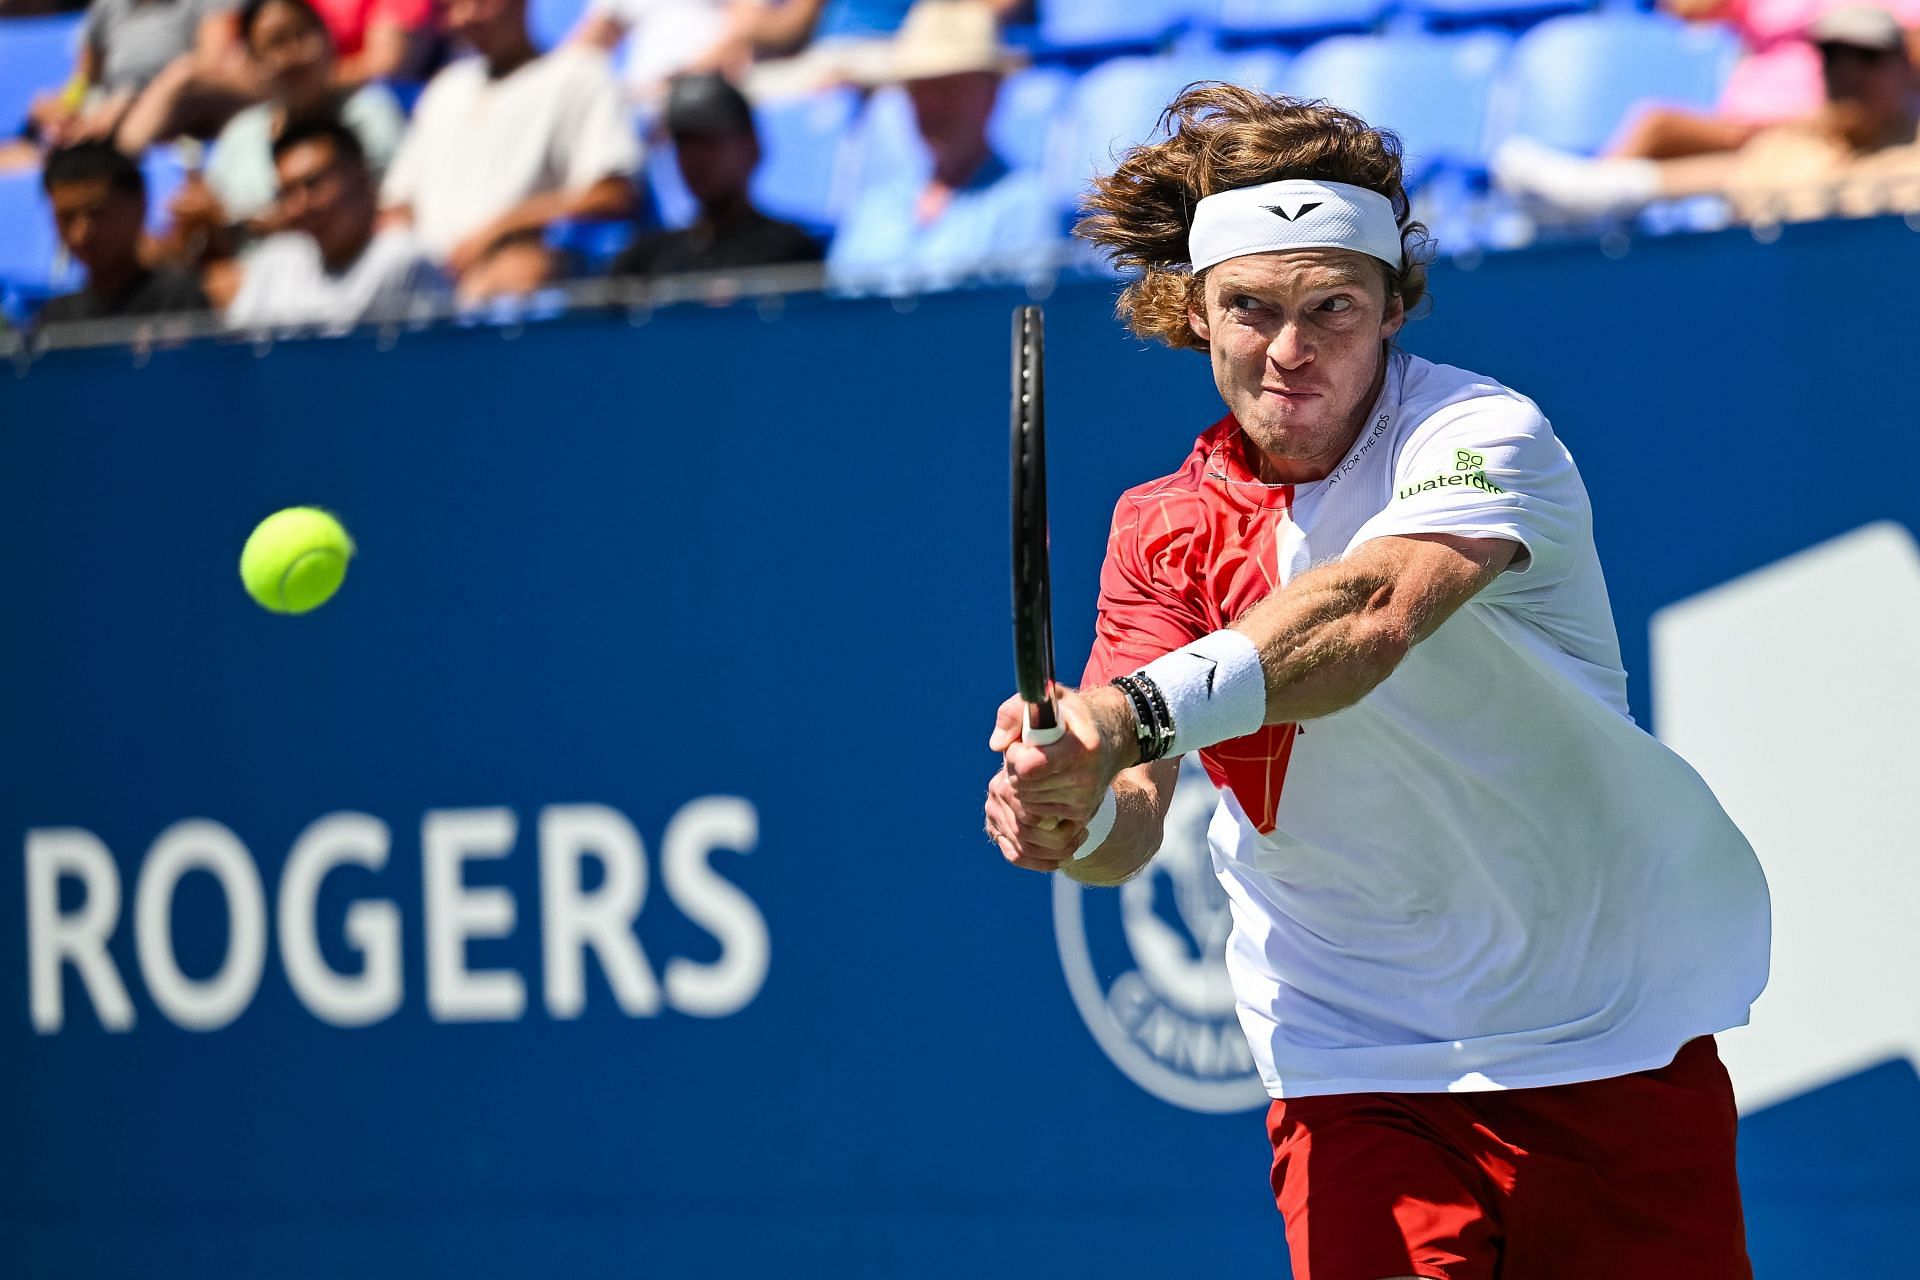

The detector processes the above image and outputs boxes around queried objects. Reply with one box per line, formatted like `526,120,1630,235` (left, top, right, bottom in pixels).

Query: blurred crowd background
2,0,1917,335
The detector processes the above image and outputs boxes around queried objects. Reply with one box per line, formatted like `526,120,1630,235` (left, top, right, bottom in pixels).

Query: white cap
1188,179,1403,272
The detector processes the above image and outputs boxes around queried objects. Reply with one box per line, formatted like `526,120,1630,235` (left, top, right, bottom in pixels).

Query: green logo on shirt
1455,450,1485,472
1398,468,1506,500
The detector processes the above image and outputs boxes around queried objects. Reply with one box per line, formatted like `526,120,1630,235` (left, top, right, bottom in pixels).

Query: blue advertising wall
3,216,1918,1276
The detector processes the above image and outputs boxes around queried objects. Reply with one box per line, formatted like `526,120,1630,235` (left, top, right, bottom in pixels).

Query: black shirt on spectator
612,209,822,279
39,268,209,324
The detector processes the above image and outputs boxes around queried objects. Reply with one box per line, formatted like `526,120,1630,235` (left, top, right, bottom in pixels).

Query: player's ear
1188,292,1212,344
1379,287,1406,341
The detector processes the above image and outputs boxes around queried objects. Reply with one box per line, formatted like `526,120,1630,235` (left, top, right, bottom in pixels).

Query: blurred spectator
826,1,1055,285
184,0,404,230
1497,6,1920,218
1613,0,1920,160
569,0,732,105
38,142,207,321
28,0,251,150
304,0,436,86
380,0,639,301
737,0,1025,96
225,118,441,327
610,73,820,278
1,0,88,15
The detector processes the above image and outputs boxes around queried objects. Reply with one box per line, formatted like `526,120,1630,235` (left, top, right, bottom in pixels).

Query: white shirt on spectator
380,47,642,260
585,0,729,95
226,228,443,330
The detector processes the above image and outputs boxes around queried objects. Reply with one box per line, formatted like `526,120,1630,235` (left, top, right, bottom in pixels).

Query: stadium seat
1035,0,1187,56
140,147,189,234
1213,47,1293,94
850,84,923,191
1048,55,1215,208
990,66,1074,173
749,87,860,234
527,0,590,51
0,169,70,319
0,13,82,135
1284,32,1511,179
646,144,697,229
1404,0,1590,31
1213,0,1393,43
1498,12,1739,154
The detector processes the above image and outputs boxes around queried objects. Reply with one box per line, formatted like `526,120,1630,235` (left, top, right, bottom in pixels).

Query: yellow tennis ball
239,507,355,614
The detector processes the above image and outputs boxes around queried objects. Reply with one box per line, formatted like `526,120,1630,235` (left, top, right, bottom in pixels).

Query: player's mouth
1260,386,1321,401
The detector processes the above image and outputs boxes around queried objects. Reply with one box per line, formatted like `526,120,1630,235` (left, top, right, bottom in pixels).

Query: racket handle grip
1022,703,1066,746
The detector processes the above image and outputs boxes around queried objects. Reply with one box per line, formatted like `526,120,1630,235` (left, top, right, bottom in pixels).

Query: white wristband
1071,787,1118,861
1136,628,1267,759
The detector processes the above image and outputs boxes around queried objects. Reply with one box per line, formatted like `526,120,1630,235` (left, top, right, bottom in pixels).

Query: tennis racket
1010,304,1064,750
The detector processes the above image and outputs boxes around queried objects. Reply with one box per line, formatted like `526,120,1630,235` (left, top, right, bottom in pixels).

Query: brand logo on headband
1264,199,1324,222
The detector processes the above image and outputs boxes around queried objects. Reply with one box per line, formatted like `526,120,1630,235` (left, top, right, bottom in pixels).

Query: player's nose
1265,319,1312,369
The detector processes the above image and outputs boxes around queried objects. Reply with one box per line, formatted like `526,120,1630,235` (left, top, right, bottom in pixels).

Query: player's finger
988,693,1026,751
1001,841,1066,873
1016,816,1083,852
1055,687,1107,752
1006,766,1099,803
1004,738,1090,783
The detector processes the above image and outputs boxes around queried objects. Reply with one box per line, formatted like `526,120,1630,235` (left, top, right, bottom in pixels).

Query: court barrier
4,214,1916,1277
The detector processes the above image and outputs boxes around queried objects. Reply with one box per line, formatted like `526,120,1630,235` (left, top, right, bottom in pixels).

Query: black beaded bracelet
1111,673,1177,763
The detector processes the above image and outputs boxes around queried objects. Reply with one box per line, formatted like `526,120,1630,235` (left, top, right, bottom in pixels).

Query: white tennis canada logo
1054,757,1268,1112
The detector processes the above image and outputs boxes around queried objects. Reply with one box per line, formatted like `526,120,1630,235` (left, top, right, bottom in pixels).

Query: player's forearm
1064,761,1176,887
1229,557,1422,724
1230,536,1511,726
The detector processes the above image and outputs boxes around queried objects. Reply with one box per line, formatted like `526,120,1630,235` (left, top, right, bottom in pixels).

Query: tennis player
982,85,1771,1279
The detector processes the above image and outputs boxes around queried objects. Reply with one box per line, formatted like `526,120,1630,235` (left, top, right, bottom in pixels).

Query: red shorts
1266,1037,1751,1280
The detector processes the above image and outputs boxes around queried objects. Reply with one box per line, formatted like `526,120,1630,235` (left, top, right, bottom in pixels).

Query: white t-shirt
380,47,642,259
585,0,728,93
1090,351,1772,1099
226,228,443,330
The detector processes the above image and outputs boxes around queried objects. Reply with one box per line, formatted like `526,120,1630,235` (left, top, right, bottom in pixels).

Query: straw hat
882,1,1023,84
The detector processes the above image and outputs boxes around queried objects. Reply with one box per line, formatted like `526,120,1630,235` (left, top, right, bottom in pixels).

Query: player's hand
983,685,1131,872
983,762,1087,872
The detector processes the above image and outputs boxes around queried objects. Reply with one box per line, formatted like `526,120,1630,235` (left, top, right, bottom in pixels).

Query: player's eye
1228,294,1267,313
1318,296,1355,314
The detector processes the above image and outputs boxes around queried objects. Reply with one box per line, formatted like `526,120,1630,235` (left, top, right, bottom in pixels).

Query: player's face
1190,249,1405,484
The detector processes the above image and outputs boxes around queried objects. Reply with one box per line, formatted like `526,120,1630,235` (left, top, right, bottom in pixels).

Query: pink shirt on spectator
1714,0,1920,123
309,0,432,57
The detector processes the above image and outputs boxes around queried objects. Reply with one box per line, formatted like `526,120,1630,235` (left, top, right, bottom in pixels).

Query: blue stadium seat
990,66,1074,173
1405,0,1590,31
0,13,82,135
1284,32,1511,179
1500,12,1738,154
749,87,859,234
140,146,188,234
528,0,590,50
646,144,697,229
1212,47,1294,94
1036,0,1187,56
1049,55,1215,208
1213,0,1393,43
850,84,922,190
0,169,70,319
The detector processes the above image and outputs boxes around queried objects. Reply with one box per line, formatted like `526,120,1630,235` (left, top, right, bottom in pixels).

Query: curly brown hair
1076,83,1431,351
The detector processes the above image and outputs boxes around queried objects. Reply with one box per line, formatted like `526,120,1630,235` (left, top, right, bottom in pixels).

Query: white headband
1187,179,1402,272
